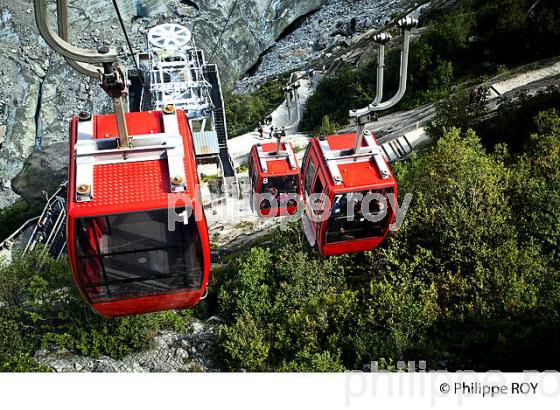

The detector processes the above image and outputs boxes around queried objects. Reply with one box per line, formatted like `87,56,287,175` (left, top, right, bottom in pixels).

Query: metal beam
55,0,102,78
34,0,118,65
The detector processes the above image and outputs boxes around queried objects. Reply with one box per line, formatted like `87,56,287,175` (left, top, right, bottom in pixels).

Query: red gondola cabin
300,132,397,256
248,141,302,217
66,108,210,317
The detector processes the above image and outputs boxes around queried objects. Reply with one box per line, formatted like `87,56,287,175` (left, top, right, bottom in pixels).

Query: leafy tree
476,86,560,153
427,87,488,138
224,76,288,138
217,121,560,371
0,250,193,369
317,115,339,137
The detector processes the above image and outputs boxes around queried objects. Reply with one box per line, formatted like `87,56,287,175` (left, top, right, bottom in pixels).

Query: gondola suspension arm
34,0,130,147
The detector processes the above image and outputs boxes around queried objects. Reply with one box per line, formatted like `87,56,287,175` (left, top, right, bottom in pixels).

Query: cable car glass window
259,175,300,209
304,157,316,194
74,208,203,303
325,188,394,243
301,145,310,180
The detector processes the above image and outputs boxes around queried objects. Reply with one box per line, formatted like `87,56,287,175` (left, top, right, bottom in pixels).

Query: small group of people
257,114,273,139
469,86,490,105
256,115,287,140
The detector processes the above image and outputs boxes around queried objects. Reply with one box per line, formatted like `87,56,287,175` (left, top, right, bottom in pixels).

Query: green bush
427,87,488,138
476,86,560,153
317,115,339,137
224,75,289,138
0,200,42,242
300,65,372,131
429,85,560,154
217,115,560,371
0,250,193,369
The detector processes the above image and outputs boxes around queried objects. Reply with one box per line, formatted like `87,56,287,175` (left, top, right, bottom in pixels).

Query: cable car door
301,148,327,248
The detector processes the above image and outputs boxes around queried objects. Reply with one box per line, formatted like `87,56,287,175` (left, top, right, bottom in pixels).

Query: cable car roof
312,133,396,191
254,142,299,176
68,110,199,218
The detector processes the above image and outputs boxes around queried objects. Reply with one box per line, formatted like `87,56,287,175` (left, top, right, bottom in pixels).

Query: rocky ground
234,0,410,94
35,317,221,372
0,0,332,208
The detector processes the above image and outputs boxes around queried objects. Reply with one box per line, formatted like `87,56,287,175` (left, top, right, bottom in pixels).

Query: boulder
11,142,67,206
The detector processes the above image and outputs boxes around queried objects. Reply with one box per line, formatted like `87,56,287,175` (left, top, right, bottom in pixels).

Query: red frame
66,110,211,317
301,133,397,256
248,142,302,217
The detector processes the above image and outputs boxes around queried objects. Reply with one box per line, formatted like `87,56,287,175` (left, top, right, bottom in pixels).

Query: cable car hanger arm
35,0,130,147
349,16,418,117
34,0,118,70
52,0,102,78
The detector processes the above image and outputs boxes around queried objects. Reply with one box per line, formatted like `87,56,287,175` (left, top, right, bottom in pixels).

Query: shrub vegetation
0,251,192,371
216,109,560,371
224,75,289,138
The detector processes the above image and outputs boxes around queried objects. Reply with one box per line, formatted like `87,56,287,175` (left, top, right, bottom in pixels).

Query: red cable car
248,139,302,217
66,107,210,317
300,131,397,256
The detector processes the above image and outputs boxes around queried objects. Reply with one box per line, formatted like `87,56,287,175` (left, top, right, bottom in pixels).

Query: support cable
111,0,146,90
209,0,239,61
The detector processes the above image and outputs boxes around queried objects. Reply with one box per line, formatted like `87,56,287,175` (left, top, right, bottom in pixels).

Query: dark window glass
258,175,300,209
301,145,310,181
312,176,323,194
248,158,254,189
251,161,259,190
304,157,316,194
325,188,394,244
75,208,203,303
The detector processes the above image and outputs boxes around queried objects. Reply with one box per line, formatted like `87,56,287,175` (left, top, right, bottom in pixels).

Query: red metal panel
317,133,396,190
336,161,389,191
304,133,398,256
261,142,300,177
93,111,163,139
69,110,196,217
93,290,204,318
67,110,211,317
249,142,303,218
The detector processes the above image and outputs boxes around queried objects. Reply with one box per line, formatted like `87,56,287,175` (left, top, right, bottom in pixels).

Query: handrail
0,217,40,250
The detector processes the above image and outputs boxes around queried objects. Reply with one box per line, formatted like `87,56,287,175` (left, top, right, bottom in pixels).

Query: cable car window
248,158,254,188
259,175,300,209
304,157,316,194
301,145,310,180
251,161,259,189
311,175,324,215
312,175,323,194
325,188,394,243
74,208,203,303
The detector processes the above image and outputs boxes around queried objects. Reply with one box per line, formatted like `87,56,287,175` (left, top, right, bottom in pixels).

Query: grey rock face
234,0,409,93
11,142,68,206
0,0,329,206
35,317,221,372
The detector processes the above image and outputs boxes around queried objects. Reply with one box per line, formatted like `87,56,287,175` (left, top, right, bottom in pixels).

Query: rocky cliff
0,0,330,207
0,0,410,207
